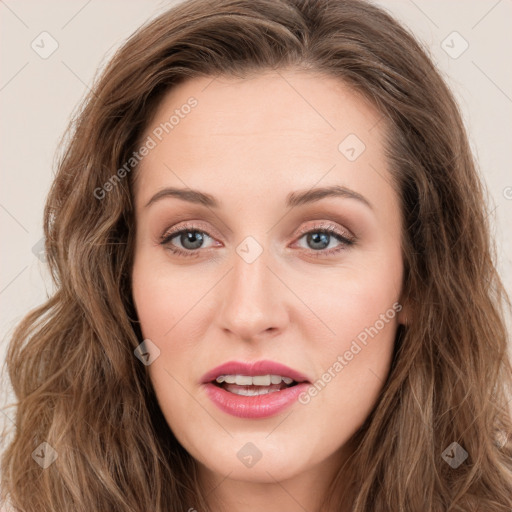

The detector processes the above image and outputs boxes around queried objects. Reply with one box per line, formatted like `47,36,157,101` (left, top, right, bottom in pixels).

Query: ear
396,298,411,326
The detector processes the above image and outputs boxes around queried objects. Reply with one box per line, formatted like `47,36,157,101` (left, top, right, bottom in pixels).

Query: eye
294,222,355,257
160,222,217,258
159,221,355,259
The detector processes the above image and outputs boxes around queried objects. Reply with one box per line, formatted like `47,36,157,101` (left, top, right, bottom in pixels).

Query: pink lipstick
201,360,312,419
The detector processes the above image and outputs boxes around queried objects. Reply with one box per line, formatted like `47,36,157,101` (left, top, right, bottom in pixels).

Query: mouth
201,360,311,418
212,373,300,396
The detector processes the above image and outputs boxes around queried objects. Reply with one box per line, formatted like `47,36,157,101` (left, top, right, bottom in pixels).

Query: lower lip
203,382,311,418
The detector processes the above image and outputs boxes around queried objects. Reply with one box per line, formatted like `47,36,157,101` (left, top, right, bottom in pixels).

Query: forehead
133,71,394,213
142,70,383,146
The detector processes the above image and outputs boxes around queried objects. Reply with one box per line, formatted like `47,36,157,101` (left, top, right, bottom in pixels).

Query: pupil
307,232,329,250
181,231,203,250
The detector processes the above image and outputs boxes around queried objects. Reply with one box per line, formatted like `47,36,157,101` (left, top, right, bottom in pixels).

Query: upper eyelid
161,221,217,240
295,221,354,238
160,221,354,245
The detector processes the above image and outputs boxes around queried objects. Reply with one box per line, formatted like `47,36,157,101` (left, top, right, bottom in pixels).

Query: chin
189,431,322,483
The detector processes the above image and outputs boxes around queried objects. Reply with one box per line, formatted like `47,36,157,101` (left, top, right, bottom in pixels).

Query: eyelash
159,222,355,259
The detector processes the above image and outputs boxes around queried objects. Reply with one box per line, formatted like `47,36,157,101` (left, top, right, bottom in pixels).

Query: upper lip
201,360,311,384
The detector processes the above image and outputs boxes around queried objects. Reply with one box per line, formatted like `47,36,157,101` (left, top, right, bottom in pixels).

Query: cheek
131,249,210,387
302,279,399,379
131,256,205,436
131,249,208,340
292,246,402,418
298,246,402,354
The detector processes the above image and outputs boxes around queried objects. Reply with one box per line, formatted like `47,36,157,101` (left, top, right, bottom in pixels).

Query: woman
2,0,511,510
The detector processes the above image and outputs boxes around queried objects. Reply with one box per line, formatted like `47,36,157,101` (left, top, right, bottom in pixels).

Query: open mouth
202,362,311,418
212,374,299,396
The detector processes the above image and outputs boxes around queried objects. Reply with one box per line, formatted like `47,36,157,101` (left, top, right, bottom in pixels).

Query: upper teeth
215,374,294,386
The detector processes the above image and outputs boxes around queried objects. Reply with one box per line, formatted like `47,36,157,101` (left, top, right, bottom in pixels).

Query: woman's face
131,70,406,486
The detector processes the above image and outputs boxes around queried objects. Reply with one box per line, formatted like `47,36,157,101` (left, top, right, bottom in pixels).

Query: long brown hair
2,0,511,510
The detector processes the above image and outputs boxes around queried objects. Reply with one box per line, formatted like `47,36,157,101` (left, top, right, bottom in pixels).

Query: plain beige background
1,0,511,440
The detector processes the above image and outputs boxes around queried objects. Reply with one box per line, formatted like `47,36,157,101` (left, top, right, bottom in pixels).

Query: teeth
229,387,280,396
215,374,295,386
252,375,271,386
235,375,253,386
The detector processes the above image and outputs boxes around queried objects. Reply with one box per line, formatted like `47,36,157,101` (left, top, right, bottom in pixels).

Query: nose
216,245,289,342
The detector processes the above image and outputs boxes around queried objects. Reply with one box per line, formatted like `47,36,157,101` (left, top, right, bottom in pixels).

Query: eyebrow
144,185,372,210
286,185,372,210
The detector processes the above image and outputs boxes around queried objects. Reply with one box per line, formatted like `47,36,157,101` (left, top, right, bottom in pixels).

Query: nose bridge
217,241,287,340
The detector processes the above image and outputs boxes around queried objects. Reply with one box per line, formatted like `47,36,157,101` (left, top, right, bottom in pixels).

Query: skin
131,70,407,512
